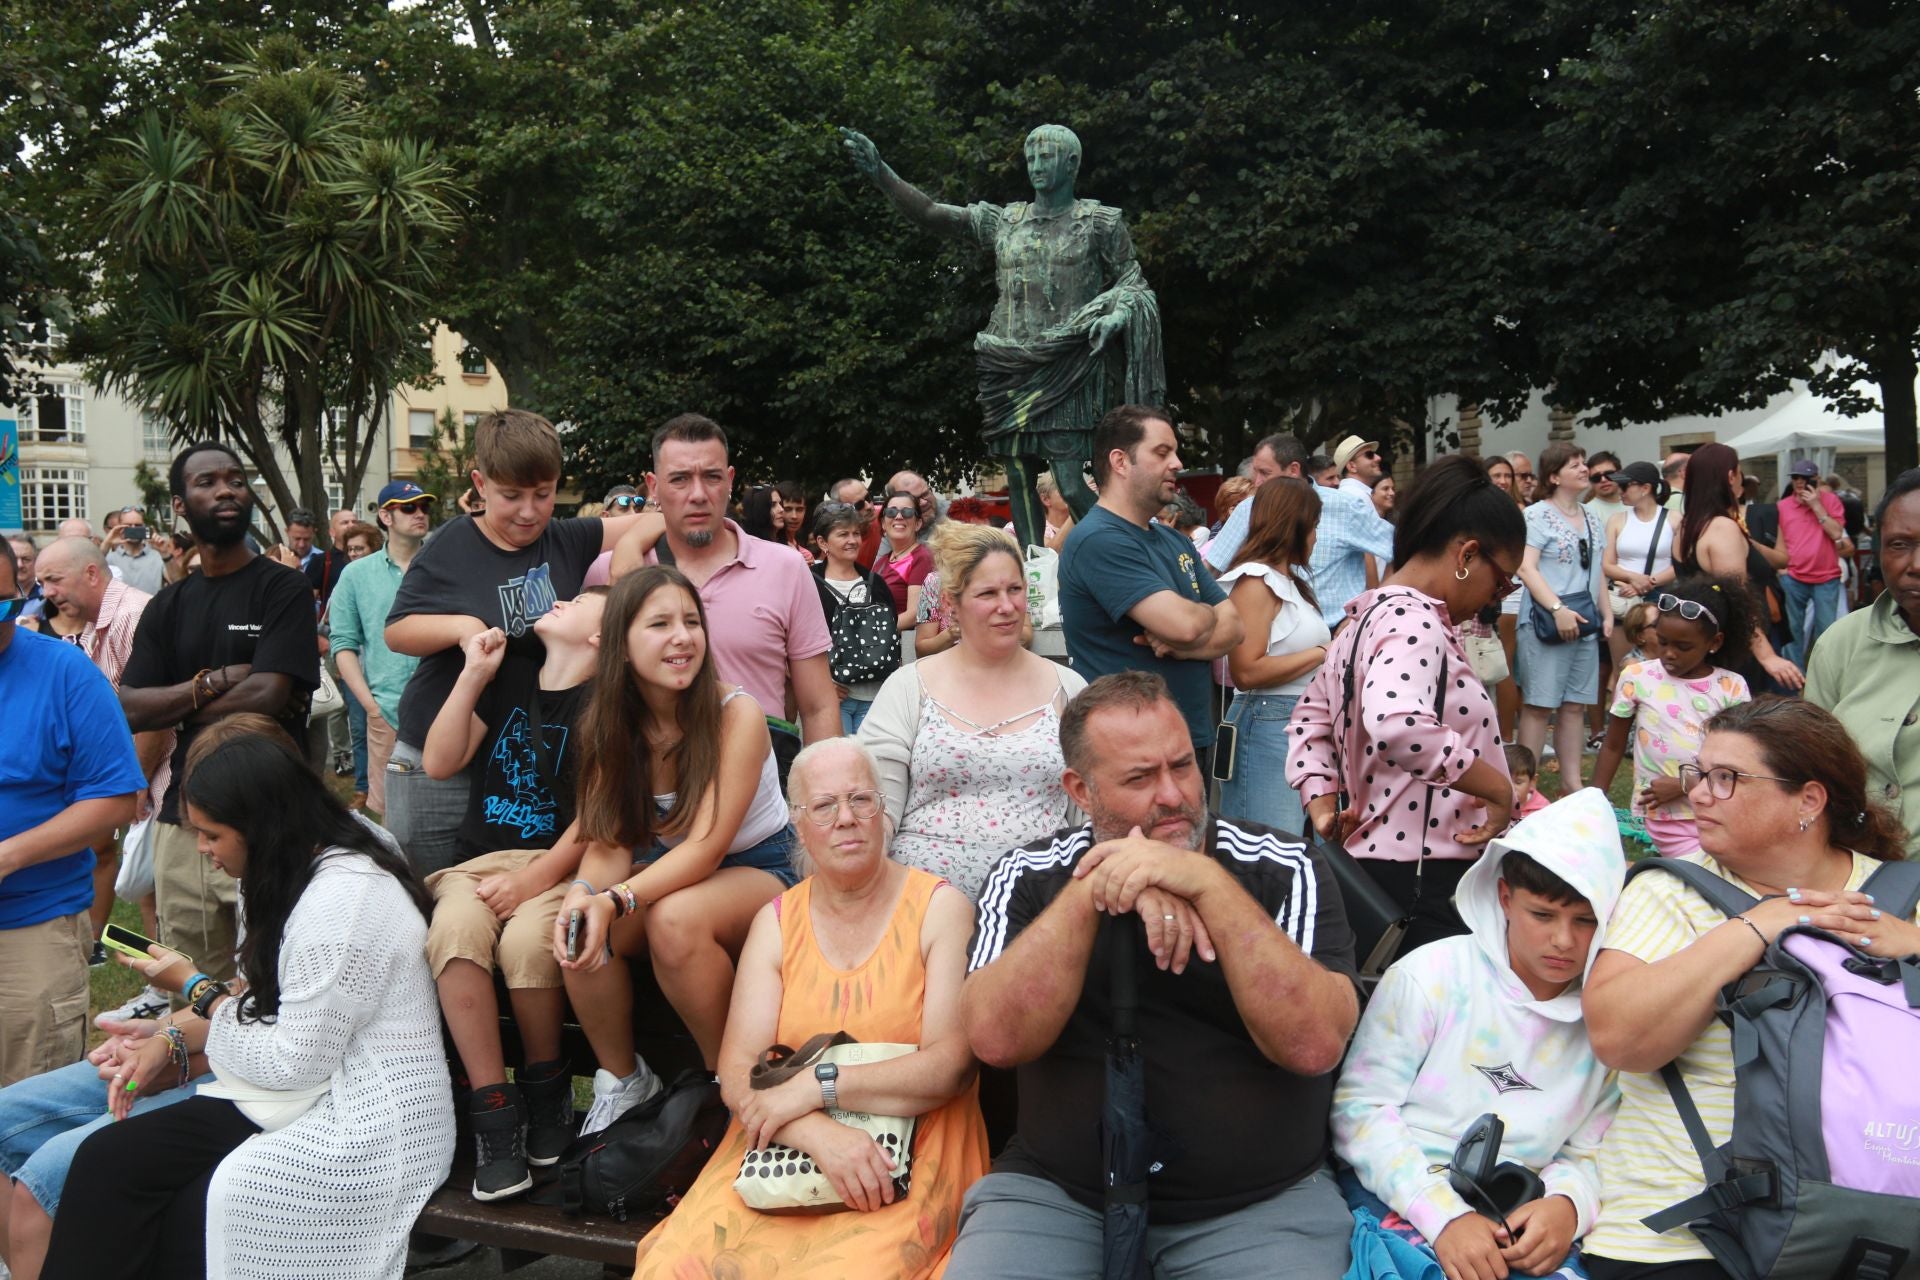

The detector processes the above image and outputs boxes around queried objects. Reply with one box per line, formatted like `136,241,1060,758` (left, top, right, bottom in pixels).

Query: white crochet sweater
203,852,454,1279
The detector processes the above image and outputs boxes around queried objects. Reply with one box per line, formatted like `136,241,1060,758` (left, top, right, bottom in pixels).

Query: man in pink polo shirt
1776,457,1853,666
611,413,839,744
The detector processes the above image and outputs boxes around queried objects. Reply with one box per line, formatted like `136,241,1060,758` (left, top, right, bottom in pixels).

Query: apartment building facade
1,325,508,534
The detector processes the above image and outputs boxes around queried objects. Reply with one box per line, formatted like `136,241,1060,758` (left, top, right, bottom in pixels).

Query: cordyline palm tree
77,36,463,531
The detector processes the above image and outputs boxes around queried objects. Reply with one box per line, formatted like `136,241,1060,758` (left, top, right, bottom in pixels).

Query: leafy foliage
72,43,462,528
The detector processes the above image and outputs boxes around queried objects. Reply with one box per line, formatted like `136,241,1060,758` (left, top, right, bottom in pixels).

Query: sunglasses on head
1657,592,1719,628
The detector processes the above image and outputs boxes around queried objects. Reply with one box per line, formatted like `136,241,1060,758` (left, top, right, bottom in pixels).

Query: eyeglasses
793,789,882,827
384,500,433,515
881,507,918,520
607,495,643,511
1656,592,1719,628
1679,761,1798,800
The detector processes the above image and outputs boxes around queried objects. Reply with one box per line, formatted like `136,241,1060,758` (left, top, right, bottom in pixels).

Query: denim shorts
640,824,800,890
0,1058,204,1215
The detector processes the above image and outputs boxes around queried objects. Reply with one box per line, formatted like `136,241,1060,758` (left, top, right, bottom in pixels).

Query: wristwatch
190,978,231,1021
814,1061,839,1110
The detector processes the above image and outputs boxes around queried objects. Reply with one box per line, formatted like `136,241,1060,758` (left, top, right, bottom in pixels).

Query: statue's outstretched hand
839,127,882,179
1089,312,1127,353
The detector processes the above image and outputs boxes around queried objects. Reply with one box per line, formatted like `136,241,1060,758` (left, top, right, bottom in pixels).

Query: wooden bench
413,962,703,1274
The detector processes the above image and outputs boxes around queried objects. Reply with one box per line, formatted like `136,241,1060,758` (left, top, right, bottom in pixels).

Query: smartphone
122,525,149,543
101,923,187,966
1211,721,1238,783
565,909,582,962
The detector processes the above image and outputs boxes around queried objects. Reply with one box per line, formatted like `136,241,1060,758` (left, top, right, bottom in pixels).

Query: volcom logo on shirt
1474,1062,1540,1095
497,564,557,637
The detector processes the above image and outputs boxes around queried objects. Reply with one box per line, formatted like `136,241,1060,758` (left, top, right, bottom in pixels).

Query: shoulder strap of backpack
1625,857,1761,920
1641,1063,1775,1248
1861,859,1920,922
1644,508,1668,576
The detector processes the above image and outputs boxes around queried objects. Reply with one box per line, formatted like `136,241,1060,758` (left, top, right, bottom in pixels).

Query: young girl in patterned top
1592,575,1753,857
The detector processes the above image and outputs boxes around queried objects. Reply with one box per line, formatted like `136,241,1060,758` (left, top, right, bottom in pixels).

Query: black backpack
547,1070,728,1222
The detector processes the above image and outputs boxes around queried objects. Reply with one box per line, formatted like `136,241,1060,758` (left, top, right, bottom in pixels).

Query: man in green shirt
1804,469,1920,852
331,481,432,815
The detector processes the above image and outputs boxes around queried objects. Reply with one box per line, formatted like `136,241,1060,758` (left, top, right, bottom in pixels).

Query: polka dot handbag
733,1033,917,1212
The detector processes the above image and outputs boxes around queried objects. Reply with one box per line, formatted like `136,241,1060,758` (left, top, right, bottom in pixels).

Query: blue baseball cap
376,480,434,508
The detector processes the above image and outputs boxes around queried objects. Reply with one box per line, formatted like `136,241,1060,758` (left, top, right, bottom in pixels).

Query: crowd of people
0,401,1915,1280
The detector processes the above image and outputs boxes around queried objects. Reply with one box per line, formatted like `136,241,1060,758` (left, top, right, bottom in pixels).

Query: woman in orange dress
634,738,990,1280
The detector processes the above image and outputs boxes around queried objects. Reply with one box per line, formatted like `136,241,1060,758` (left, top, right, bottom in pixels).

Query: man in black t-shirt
948,672,1360,1280
120,443,320,988
383,409,656,873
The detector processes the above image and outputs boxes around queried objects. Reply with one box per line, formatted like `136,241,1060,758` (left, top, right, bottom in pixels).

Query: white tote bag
115,815,157,900
1024,546,1062,629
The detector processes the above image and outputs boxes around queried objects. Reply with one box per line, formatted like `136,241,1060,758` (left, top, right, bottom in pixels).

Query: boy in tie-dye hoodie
1333,787,1624,1279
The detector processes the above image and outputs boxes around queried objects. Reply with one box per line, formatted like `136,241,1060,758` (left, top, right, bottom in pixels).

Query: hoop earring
1454,565,1471,581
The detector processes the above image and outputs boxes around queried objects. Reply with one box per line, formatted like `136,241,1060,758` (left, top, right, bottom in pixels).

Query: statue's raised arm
838,127,969,238
840,122,1166,554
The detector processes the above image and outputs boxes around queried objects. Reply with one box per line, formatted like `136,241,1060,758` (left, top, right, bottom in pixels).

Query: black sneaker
88,941,109,967
468,1083,532,1202
519,1060,575,1168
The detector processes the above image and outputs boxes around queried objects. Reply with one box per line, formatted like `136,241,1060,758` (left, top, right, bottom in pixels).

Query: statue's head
1024,124,1082,195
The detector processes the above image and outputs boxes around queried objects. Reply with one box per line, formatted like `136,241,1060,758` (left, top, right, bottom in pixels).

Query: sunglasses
607,494,643,511
1482,555,1521,603
1589,470,1617,484
1656,592,1719,628
383,500,433,515
0,596,25,624
881,506,918,520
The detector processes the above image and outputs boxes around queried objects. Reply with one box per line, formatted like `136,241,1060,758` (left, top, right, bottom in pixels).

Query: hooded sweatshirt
1332,787,1625,1242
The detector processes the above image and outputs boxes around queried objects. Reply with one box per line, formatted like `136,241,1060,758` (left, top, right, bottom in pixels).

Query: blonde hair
931,521,1021,605
1035,471,1059,499
1623,600,1658,638
1214,475,1255,519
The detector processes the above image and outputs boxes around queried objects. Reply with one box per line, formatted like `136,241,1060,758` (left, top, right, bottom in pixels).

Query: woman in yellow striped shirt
1579,698,1916,1279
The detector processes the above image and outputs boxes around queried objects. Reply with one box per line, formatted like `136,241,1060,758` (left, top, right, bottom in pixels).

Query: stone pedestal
1459,403,1483,458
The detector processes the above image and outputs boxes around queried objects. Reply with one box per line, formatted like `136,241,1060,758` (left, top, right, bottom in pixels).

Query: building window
327,407,350,437
462,411,480,431
22,385,85,444
408,408,437,448
20,467,88,531
141,408,171,457
459,345,488,377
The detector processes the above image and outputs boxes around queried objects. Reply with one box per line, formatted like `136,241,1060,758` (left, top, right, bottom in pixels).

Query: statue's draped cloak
965,198,1166,460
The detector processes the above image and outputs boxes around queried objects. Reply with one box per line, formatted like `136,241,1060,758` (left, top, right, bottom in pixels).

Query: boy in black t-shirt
420,587,605,1202
382,409,659,873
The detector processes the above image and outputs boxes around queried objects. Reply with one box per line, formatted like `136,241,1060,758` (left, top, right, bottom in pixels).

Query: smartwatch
814,1061,839,1110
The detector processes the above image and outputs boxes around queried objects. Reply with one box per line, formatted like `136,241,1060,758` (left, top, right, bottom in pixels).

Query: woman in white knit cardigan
46,730,453,1279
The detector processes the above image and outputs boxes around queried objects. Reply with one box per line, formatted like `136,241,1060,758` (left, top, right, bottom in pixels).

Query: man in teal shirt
331,481,432,815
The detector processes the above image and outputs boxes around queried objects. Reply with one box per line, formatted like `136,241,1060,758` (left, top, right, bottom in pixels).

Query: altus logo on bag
1862,1119,1920,1164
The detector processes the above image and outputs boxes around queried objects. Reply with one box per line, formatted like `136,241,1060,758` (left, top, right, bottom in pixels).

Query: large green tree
72,41,462,524
1533,0,1920,475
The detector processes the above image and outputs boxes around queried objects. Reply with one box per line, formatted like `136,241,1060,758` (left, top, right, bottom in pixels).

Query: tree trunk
1875,343,1919,480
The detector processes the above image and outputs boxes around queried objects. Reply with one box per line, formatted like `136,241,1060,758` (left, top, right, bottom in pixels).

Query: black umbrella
1101,916,1151,1280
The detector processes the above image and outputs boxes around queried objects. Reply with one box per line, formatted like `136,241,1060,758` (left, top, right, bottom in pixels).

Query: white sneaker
580,1054,663,1135
101,985,170,1024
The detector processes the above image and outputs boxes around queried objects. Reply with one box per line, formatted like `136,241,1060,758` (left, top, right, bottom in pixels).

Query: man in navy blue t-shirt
0,539,145,1085
1058,405,1242,772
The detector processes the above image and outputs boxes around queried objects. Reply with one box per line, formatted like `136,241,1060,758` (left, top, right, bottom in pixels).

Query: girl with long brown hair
1218,477,1331,833
551,566,799,1135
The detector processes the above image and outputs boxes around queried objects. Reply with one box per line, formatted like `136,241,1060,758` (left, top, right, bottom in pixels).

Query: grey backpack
1626,857,1920,1280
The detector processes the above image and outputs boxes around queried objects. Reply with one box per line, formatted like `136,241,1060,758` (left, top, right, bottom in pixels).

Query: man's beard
185,502,252,548
1090,800,1206,851
683,528,715,549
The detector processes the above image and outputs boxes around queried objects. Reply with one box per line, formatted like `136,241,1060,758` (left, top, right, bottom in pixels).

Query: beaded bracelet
605,882,638,919
184,973,215,1003
161,1025,191,1089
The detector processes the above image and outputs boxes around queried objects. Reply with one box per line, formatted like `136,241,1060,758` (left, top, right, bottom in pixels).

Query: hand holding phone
565,909,582,962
